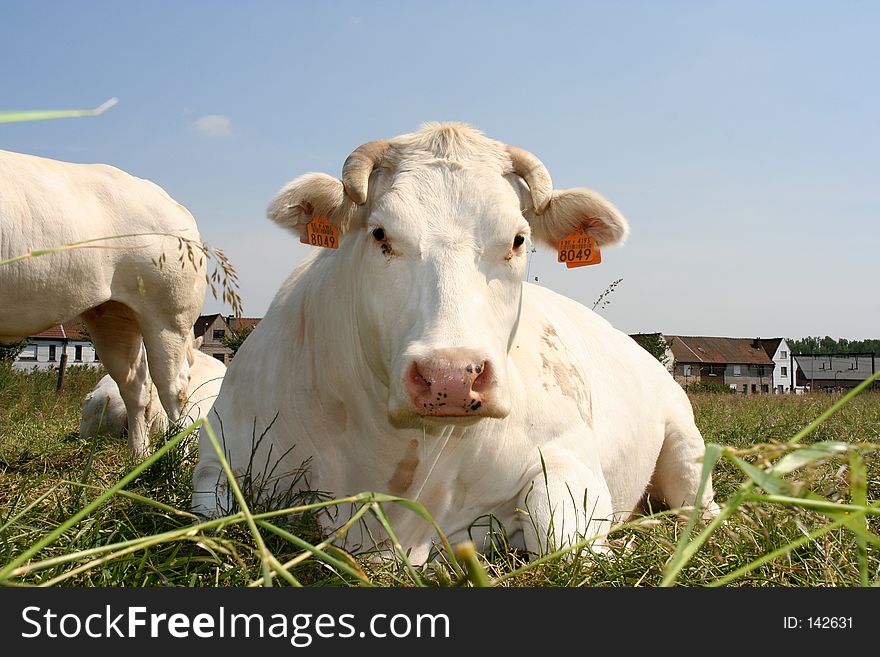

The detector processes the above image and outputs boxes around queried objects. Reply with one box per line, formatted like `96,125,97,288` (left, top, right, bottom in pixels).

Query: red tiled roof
29,319,89,341
228,317,261,332
665,335,774,366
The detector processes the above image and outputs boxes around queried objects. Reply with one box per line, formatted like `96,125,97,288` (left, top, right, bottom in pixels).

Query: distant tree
220,325,253,357
0,339,28,364
636,333,673,367
788,336,880,355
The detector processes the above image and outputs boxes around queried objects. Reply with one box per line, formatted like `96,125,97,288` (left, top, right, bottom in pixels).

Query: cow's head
268,123,628,428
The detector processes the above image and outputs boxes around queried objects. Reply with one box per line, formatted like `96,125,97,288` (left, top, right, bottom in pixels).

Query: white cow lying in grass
192,123,718,561
0,149,207,458
80,340,226,439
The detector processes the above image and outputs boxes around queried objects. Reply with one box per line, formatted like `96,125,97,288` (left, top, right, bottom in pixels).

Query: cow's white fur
80,341,226,439
0,150,207,458
192,123,717,560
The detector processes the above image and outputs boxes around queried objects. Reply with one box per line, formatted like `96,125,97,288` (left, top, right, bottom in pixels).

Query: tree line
787,336,880,355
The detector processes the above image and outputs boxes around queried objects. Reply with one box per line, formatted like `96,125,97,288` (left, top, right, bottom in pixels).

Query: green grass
1,362,878,587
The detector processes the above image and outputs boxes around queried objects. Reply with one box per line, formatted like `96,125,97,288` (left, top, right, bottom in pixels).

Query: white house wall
12,340,102,372
771,339,793,393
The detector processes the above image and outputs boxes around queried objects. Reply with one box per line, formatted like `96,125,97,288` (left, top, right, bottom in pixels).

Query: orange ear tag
557,229,601,268
299,214,339,249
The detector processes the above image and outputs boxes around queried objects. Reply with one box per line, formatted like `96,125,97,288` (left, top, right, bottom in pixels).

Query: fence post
56,339,69,391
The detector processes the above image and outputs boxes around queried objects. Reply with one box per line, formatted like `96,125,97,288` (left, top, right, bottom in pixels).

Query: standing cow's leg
138,314,194,432
650,407,720,519
516,439,613,557
81,303,158,459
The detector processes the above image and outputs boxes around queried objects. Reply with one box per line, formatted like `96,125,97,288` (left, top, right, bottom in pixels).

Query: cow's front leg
516,441,613,557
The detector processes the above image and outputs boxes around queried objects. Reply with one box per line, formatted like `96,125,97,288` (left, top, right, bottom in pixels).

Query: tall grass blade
660,442,724,586
367,500,426,586
849,451,869,586
257,520,372,586
0,98,117,123
200,420,296,587
454,541,491,587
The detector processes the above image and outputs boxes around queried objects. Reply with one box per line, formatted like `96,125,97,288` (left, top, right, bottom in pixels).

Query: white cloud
193,114,232,138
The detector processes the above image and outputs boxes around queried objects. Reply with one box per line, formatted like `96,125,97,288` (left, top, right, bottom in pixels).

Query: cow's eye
371,227,386,242
513,234,525,249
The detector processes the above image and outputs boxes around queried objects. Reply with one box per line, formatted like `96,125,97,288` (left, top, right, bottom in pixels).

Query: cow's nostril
472,360,491,394
408,362,431,394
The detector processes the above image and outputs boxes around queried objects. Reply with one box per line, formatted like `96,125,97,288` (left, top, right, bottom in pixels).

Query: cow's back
0,149,202,339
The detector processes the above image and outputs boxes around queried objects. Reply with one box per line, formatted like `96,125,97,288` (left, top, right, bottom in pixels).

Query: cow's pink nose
406,353,493,416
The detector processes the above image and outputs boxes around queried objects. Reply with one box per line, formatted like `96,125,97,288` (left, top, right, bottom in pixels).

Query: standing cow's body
192,124,717,560
0,150,207,458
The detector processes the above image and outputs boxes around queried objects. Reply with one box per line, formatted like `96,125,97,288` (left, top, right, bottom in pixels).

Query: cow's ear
193,336,203,350
267,173,360,239
527,188,629,249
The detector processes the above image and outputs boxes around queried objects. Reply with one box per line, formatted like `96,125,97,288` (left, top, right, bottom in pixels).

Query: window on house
733,365,742,376
213,353,226,363
683,365,693,376
213,329,225,340
19,345,37,361
780,351,787,359
742,384,747,394
756,366,766,377
74,345,83,361
751,384,757,393
762,384,769,393
781,366,787,376
48,345,57,362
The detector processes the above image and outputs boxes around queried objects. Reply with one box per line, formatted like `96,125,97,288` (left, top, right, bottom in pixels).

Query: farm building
758,338,795,393
193,314,261,364
663,335,776,394
10,319,101,372
793,354,878,392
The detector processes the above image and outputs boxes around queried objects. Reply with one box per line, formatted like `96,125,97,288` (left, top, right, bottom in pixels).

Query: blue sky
3,1,877,339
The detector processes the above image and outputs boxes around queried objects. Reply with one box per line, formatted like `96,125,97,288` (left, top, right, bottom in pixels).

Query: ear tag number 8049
557,229,601,268
300,214,339,249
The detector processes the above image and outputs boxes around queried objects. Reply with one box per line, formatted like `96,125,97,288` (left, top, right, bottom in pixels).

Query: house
663,335,775,394
758,338,795,393
793,354,878,392
11,319,102,372
193,314,262,364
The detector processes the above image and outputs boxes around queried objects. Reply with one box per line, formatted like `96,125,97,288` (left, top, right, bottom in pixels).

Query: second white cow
80,340,226,439
192,123,718,560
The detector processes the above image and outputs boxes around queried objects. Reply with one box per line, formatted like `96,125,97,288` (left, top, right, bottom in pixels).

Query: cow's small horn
341,140,391,205
506,146,552,215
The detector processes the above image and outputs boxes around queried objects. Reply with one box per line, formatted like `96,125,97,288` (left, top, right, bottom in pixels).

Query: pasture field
0,363,878,587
